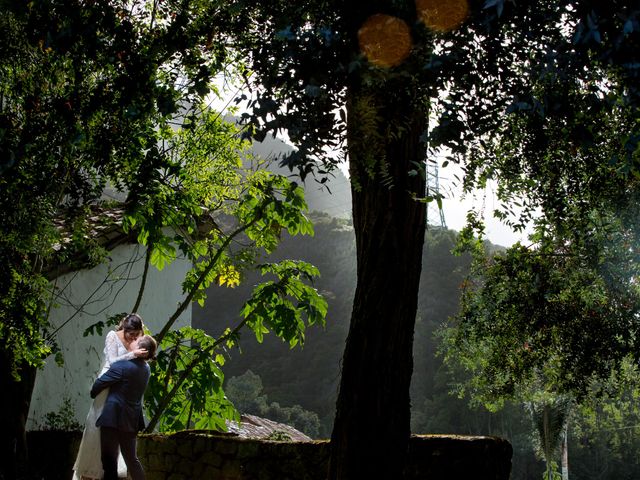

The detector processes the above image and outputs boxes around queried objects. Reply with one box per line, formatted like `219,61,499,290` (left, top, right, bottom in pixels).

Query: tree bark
0,352,37,480
328,80,428,478
561,423,569,480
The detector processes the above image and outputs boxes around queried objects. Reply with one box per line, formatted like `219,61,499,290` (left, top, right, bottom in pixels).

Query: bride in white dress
73,313,147,480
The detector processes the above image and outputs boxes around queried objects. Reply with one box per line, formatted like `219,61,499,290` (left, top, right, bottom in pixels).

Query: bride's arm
104,330,136,366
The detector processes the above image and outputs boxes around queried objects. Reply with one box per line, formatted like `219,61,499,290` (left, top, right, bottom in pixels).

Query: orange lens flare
416,0,469,32
358,14,412,68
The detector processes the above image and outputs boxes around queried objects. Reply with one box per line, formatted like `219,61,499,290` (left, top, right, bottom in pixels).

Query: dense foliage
432,7,640,478
1,0,237,379
427,3,640,476
226,370,321,438
443,231,640,403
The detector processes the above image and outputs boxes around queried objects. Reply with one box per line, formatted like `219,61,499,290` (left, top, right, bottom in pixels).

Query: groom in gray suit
90,335,157,480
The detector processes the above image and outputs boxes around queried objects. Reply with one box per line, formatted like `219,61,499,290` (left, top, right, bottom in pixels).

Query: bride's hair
117,313,144,333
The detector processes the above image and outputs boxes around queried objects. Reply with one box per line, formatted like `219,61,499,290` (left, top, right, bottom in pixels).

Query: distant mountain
234,117,352,219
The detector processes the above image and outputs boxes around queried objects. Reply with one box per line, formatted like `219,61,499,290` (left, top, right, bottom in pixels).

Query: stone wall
27,430,512,480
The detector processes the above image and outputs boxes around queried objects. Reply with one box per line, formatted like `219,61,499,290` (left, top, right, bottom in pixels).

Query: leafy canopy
439,0,640,408
1,0,328,434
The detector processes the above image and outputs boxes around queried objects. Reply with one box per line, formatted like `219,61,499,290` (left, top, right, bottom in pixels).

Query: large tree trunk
328,78,428,478
0,352,37,480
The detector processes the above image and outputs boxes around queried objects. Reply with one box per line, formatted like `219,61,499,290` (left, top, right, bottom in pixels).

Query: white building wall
27,242,192,429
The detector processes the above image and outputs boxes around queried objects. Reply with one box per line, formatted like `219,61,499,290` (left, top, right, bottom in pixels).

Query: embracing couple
73,313,157,480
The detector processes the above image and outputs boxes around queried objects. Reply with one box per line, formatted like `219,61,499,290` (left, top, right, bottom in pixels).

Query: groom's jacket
90,357,150,433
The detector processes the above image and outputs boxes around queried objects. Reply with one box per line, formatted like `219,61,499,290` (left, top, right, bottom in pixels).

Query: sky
435,162,532,247
330,156,531,248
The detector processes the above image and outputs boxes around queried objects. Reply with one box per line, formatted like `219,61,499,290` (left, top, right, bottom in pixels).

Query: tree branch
144,314,251,432
132,242,152,314
155,205,267,344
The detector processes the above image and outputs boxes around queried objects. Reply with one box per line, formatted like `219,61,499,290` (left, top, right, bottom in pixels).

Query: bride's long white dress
73,330,136,479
